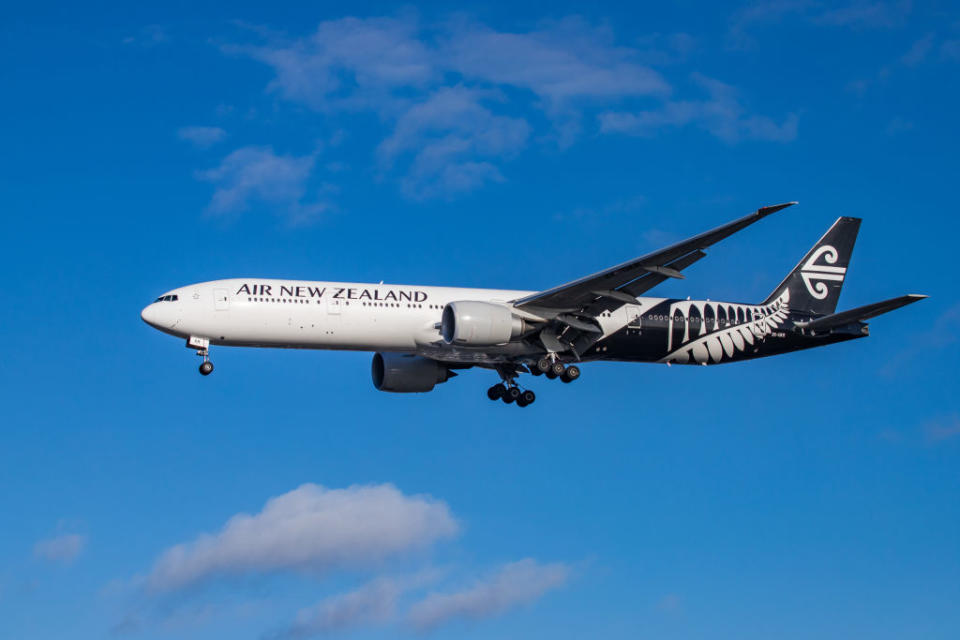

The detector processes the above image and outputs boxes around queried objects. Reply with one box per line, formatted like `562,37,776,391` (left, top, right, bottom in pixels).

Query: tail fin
763,216,861,315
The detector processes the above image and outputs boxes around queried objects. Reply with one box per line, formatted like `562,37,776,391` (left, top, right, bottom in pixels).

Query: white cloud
178,126,227,148
407,559,569,631
144,483,458,592
378,86,529,198
240,16,435,113
198,146,328,223
223,15,792,199
277,573,439,638
283,578,403,637
203,16,799,202
441,17,669,107
34,533,86,564
598,73,797,143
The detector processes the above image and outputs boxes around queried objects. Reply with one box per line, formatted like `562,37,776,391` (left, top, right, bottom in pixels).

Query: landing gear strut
487,368,535,408
188,336,214,376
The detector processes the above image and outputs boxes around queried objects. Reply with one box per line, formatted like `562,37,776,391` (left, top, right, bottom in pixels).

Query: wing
511,202,796,358
513,202,797,316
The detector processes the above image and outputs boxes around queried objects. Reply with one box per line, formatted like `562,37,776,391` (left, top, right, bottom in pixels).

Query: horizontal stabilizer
796,294,927,331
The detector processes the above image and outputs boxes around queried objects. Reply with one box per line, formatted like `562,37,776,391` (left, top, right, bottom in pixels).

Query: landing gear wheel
518,390,536,406
502,387,521,404
199,361,214,376
561,365,580,383
529,364,543,376
487,383,506,400
550,361,566,377
545,370,558,380
537,357,552,373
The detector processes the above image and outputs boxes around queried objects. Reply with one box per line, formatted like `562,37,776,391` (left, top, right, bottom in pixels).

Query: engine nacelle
371,353,454,393
441,301,525,346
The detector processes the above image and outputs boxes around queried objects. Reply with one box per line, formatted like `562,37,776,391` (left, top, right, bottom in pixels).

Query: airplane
141,202,925,407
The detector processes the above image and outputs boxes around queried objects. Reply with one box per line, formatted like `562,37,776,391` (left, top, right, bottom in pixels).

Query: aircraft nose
141,303,161,328
141,302,179,330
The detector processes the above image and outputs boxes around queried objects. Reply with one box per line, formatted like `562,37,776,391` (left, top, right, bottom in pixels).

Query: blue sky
2,2,959,638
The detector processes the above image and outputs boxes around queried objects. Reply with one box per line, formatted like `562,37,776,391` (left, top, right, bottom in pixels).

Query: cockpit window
154,295,179,302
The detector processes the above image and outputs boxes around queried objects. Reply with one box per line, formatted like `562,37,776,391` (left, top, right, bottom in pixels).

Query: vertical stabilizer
763,217,861,315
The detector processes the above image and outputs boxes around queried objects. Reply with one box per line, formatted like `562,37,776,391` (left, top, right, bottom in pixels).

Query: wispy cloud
377,86,529,198
924,414,960,443
940,39,960,62
214,15,792,201
728,1,912,49
34,533,86,564
440,17,670,107
847,32,944,95
407,559,569,631
812,1,912,28
177,126,227,148
143,483,458,592
598,73,798,143
654,593,683,613
279,578,405,638
198,146,331,224
122,24,169,47
274,572,439,639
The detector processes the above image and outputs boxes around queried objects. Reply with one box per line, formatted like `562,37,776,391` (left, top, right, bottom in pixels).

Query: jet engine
371,353,455,393
441,301,526,346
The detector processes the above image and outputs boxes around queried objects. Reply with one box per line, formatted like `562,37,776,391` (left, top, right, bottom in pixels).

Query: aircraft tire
199,361,214,376
487,383,506,400
561,365,580,383
502,387,520,404
520,390,536,405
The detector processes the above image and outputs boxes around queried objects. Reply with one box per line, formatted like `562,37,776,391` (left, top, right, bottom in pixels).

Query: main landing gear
485,357,581,407
487,383,536,407
535,357,580,383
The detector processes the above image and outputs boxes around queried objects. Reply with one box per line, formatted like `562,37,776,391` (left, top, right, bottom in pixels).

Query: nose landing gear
188,336,214,376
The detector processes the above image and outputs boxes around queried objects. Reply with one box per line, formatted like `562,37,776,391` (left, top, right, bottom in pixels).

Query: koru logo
801,245,846,299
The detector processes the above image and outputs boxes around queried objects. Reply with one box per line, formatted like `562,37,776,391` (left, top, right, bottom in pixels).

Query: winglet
757,201,798,217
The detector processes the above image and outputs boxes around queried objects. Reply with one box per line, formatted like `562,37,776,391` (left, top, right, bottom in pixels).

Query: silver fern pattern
659,289,791,364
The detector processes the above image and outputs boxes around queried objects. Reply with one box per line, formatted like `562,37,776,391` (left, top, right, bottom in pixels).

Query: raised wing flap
514,202,796,315
796,294,927,331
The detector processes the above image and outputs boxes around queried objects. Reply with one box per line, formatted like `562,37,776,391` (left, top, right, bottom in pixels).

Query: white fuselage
141,278,653,363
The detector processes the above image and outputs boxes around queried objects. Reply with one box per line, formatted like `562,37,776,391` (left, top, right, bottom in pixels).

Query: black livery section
580,215,924,366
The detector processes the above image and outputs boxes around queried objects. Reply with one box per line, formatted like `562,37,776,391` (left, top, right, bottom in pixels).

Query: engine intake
441,301,525,346
371,353,454,393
